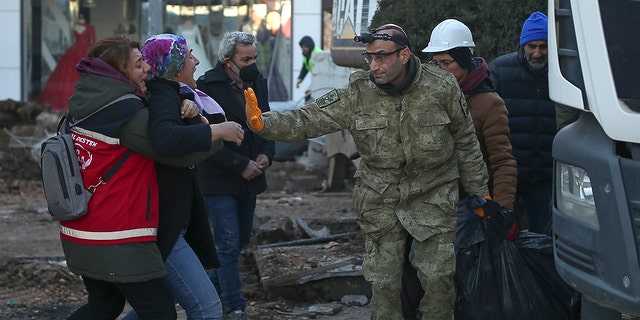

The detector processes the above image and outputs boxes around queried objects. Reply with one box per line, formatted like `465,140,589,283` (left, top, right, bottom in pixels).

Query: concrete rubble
251,216,370,302
0,99,59,181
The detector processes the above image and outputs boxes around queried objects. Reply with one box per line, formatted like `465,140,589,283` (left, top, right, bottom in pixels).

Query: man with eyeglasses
424,19,516,212
399,18,517,320
242,23,490,319
488,12,556,235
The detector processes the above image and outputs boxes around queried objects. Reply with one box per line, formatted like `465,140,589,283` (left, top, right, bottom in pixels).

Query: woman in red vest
62,35,244,320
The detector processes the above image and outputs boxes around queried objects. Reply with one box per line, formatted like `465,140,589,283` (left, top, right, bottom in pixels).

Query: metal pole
146,0,163,39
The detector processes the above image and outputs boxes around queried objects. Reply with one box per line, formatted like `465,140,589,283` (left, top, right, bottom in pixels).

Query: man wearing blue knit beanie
519,11,549,71
489,11,556,235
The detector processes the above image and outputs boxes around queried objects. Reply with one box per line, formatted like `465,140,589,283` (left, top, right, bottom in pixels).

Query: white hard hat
422,19,475,53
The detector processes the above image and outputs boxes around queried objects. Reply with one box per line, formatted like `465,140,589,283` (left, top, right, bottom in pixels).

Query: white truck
548,0,640,318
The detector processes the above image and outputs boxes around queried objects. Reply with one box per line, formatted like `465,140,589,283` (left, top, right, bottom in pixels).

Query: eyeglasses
362,48,404,64
428,59,455,69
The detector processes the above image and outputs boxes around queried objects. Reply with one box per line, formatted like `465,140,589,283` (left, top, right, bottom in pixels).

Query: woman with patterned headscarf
122,34,246,320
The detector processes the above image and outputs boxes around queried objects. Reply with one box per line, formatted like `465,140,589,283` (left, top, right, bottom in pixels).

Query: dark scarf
370,56,418,96
459,57,491,94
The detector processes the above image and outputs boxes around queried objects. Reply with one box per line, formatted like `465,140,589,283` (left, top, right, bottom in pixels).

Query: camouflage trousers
363,222,455,320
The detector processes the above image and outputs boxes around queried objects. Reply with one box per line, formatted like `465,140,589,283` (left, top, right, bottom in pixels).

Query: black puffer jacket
489,48,556,185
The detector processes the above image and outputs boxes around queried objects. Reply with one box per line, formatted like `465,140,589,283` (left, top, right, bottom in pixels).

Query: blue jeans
514,181,552,234
123,235,222,320
204,195,256,314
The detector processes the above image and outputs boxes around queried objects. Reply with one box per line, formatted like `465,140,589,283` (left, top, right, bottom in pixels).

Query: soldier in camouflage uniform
245,24,489,319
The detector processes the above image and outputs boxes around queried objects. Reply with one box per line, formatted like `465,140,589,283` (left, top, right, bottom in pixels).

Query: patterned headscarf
141,33,187,79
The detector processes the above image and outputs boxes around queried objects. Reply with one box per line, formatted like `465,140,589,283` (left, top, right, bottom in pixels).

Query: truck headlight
556,162,599,229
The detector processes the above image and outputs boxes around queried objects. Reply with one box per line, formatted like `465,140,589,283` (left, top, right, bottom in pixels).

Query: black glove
466,194,517,239
468,194,502,217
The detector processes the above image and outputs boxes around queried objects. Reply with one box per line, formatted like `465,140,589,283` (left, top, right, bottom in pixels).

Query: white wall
291,0,322,104
0,0,21,100
309,51,352,95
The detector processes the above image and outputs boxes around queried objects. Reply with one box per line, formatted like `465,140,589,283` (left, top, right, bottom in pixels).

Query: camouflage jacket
259,55,489,241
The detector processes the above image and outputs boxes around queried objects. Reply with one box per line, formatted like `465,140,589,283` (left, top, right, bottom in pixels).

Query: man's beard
527,55,548,71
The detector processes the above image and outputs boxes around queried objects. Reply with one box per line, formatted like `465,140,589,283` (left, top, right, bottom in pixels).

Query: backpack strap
87,150,132,192
66,93,140,192
56,115,72,135
70,93,140,127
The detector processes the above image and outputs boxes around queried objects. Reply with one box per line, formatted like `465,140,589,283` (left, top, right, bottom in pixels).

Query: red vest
60,127,159,245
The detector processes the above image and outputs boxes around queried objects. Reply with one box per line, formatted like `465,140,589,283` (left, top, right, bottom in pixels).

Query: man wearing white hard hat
400,18,518,320
423,19,516,214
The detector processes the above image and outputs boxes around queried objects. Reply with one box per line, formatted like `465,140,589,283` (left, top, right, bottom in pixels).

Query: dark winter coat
146,78,221,269
196,61,275,197
489,48,556,185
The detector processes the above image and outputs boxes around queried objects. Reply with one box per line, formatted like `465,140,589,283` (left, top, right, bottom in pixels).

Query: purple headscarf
141,33,187,79
142,33,225,116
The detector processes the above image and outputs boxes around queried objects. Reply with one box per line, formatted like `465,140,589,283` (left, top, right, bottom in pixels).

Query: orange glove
244,87,263,131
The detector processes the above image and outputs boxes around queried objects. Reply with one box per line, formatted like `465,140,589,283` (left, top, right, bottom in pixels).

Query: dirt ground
0,161,371,320
1,105,637,320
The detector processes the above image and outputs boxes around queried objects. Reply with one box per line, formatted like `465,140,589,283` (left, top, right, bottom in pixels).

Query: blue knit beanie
519,11,548,46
